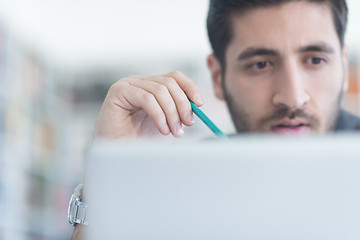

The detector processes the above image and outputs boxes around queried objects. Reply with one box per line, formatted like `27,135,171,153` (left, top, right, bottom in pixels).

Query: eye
248,61,269,70
311,58,322,64
256,61,267,69
306,57,326,65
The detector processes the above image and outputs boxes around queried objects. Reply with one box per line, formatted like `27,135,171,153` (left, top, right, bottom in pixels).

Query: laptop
85,134,360,240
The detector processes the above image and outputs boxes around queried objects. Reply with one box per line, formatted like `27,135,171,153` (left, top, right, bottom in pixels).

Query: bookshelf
0,25,77,239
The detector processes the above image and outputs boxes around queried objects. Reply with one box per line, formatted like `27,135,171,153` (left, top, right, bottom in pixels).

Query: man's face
208,1,348,135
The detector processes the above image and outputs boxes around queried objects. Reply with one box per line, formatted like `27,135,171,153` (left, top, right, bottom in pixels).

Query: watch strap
68,184,89,226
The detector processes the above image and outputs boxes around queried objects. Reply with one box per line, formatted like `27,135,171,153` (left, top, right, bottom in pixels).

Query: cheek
225,74,273,115
307,67,343,107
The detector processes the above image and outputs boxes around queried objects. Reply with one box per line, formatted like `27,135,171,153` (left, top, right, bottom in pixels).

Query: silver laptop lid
85,135,360,240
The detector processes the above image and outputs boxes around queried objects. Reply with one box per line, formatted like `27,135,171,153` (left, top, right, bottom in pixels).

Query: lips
271,120,310,135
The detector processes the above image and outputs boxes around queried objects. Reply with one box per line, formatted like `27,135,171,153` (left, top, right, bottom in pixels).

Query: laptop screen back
85,135,360,240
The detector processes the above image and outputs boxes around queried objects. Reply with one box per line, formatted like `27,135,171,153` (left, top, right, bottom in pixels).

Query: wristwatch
68,184,89,226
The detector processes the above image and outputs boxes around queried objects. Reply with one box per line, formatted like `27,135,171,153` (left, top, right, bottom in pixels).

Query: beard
222,80,343,134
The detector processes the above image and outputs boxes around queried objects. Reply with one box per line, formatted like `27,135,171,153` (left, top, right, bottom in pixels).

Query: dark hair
207,0,348,68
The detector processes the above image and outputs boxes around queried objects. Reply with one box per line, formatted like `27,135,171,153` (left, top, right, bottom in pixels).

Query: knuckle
138,90,154,103
169,70,183,78
156,112,166,121
163,77,177,86
179,98,191,109
154,84,168,94
168,112,181,123
109,80,127,93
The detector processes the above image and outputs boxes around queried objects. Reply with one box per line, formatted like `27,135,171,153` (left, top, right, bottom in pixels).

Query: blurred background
0,0,359,239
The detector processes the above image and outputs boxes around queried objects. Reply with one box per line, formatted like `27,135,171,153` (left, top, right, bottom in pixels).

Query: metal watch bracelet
68,184,89,226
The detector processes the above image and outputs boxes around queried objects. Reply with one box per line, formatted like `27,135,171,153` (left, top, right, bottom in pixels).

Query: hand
95,71,203,139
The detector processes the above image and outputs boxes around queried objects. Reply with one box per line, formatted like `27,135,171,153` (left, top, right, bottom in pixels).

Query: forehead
228,1,340,54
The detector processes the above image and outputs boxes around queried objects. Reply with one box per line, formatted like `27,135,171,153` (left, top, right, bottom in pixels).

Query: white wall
0,0,210,67
0,0,359,67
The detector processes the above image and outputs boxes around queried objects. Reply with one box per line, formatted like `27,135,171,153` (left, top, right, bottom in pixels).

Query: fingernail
194,95,203,105
162,124,170,134
186,111,195,124
176,123,184,136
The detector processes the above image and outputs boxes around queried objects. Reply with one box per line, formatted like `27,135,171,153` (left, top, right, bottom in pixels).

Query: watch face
68,193,78,225
68,184,83,225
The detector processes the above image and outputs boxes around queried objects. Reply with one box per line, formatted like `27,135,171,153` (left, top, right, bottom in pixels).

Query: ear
207,54,225,100
342,45,349,93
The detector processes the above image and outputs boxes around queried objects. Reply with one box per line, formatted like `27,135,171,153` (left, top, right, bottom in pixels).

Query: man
94,0,359,140
72,0,360,238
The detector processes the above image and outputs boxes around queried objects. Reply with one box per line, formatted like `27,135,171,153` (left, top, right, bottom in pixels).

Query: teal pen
189,100,229,140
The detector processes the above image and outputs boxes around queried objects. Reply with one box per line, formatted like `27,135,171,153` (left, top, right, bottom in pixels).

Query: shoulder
334,109,360,131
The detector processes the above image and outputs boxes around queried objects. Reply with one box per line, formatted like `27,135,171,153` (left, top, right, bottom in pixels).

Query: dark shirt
334,109,360,132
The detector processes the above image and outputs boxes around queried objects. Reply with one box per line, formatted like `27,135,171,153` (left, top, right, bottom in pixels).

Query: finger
165,70,203,107
149,76,195,127
119,82,171,136
127,78,185,137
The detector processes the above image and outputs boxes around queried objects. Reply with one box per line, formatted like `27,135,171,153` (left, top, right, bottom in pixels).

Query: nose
272,62,310,110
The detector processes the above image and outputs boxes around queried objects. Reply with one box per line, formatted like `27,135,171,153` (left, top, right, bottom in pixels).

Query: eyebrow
237,48,278,61
298,43,335,54
237,42,335,62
